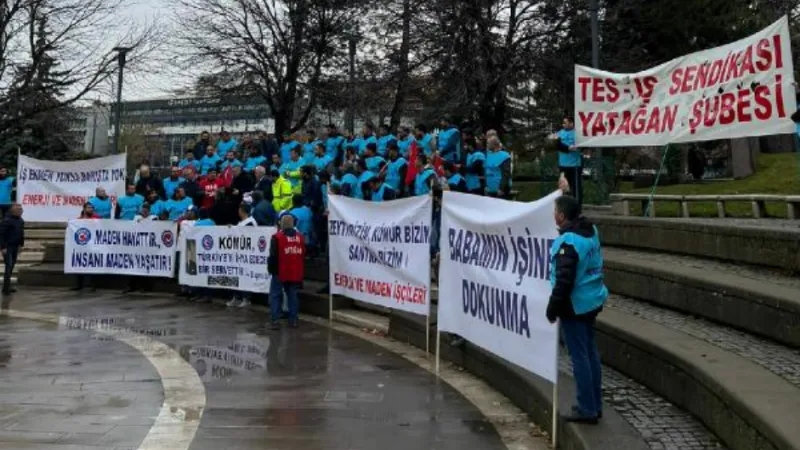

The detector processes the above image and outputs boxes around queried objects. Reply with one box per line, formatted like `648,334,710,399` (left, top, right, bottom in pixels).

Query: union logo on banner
161,230,175,248
202,235,214,251
258,236,267,253
74,228,91,246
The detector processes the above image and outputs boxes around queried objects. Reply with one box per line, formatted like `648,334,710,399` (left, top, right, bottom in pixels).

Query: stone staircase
5,222,64,283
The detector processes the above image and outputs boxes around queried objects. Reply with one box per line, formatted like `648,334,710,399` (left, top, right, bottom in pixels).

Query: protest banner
17,154,127,222
188,334,270,382
178,225,275,293
64,219,178,277
575,16,796,147
328,194,432,317
437,191,561,383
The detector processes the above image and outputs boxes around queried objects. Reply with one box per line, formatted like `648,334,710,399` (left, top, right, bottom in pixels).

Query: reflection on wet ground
0,288,509,450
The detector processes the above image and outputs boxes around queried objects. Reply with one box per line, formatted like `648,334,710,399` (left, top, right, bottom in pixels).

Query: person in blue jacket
414,124,434,157
376,124,396,157
88,187,112,219
354,160,375,200
367,177,396,202
464,141,486,195
280,132,300,163
484,136,511,198
338,165,358,198
179,150,201,171
165,187,194,221
363,143,385,172
116,183,145,220
162,166,185,200
244,145,267,172
436,117,461,163
396,127,415,158
311,143,333,174
220,150,243,171
303,129,320,163
216,130,238,156
444,163,467,193
285,194,314,251
555,116,583,206
546,192,608,425
0,167,15,217
199,146,222,175
358,123,377,156
383,142,407,197
413,154,438,197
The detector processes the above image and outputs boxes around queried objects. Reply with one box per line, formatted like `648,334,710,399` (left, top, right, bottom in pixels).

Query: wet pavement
0,289,511,450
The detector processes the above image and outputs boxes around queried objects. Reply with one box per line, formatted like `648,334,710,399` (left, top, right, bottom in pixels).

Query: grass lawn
515,153,800,218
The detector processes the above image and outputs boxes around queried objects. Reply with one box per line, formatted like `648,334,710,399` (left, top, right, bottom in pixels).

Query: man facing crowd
268,214,304,330
0,204,24,295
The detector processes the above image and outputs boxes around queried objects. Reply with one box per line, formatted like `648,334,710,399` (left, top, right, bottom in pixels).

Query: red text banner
575,16,796,147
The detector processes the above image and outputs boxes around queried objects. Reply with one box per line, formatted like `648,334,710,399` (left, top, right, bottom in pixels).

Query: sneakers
226,297,241,307
238,299,251,308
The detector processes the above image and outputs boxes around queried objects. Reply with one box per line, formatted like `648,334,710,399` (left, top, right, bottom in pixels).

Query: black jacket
231,173,254,203
136,175,165,200
0,215,24,249
268,228,300,277
180,179,203,207
546,216,601,322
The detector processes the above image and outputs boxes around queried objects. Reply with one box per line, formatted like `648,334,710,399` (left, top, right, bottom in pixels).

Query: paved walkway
0,288,525,450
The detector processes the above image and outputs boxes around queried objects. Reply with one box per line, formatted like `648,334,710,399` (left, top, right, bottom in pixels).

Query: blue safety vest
557,129,582,168
166,197,193,221
288,206,314,245
485,151,510,194
465,151,485,191
447,173,465,190
340,173,358,198
377,135,395,156
220,159,242,171
303,141,320,161
549,228,608,315
418,134,434,156
312,154,333,172
385,157,407,190
359,135,377,155
414,168,435,196
325,136,344,159
89,196,112,219
365,155,385,172
162,177,185,199
217,139,238,155
437,127,461,162
195,218,215,227
118,194,144,220
397,136,415,157
150,200,167,218
354,171,375,200
280,141,300,163
372,184,393,202
178,159,200,170
200,154,221,174
0,177,14,204
244,155,266,172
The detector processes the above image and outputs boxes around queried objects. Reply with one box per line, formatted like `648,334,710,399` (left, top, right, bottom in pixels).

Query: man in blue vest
376,124,395,157
413,154,438,196
414,124,434,157
280,132,300,163
285,194,314,252
199,145,222,175
436,117,461,164
359,123,377,156
484,136,511,198
383,142,407,197
116,183,145,220
363,143,385,172
163,166,185,200
311,143,333,174
0,167,15,218
556,116,583,206
396,126,415,157
88,187,112,219
179,150,200,171
546,191,607,425
302,129,320,163
367,176,396,202
217,130,238,156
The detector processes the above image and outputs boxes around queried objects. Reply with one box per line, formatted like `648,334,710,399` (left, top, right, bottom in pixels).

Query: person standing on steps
0,166,16,218
546,177,607,424
227,203,257,309
555,116,584,206
0,204,24,295
268,214,305,330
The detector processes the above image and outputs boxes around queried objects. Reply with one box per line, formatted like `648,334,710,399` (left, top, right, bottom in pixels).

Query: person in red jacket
268,214,305,330
198,168,224,210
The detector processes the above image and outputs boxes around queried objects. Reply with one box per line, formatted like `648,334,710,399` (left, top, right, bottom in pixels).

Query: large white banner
575,17,796,147
328,195,432,316
179,226,275,293
64,219,178,277
438,191,561,383
17,154,127,222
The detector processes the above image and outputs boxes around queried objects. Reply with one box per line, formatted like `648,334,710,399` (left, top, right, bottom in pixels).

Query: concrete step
604,246,800,347
589,214,800,272
25,229,66,240
598,297,800,450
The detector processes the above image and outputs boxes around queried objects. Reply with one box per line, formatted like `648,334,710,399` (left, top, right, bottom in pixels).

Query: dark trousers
314,215,328,255
76,275,94,290
2,246,18,293
561,316,602,417
270,278,299,323
560,166,584,206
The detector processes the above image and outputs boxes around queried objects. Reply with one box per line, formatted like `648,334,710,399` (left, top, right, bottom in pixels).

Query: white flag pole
435,326,441,375
552,322,560,448
425,305,430,357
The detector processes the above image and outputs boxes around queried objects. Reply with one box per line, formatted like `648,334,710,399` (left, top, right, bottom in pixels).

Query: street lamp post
112,47,132,154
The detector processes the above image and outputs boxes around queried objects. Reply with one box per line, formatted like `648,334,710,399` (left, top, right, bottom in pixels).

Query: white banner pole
425,308,430,357
552,322,560,449
328,234,333,325
435,328,441,375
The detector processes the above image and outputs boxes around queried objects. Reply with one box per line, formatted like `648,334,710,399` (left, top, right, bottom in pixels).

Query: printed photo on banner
17,154,127,222
328,194,432,316
437,191,561,383
575,16,796,147
179,226,275,294
64,219,178,278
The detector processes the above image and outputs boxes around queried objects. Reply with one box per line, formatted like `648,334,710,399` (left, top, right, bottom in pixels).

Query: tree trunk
389,0,411,129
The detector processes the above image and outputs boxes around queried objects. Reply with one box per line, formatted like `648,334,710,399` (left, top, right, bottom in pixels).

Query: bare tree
0,0,159,140
176,0,361,137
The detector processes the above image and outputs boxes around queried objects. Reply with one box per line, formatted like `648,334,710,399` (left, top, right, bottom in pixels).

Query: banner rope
645,144,670,217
